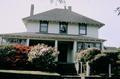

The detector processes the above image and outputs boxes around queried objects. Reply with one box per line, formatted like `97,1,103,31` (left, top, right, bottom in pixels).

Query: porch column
55,40,58,61
55,40,58,50
26,38,30,46
101,42,104,51
72,41,77,63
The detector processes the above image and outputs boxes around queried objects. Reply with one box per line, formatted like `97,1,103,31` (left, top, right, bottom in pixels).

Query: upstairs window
59,22,68,34
79,23,87,35
40,21,48,33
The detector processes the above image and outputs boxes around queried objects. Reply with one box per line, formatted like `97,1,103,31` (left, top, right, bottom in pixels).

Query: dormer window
59,22,68,34
79,23,87,35
40,21,48,33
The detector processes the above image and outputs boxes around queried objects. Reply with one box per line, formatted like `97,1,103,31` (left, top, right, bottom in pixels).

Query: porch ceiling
0,32,105,42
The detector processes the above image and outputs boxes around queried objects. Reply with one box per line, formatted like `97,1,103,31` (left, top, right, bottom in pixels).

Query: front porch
0,32,105,75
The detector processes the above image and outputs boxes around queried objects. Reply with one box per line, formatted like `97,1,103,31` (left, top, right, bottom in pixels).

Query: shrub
76,48,101,63
76,48,114,74
0,45,15,68
90,53,113,74
28,44,59,72
0,44,30,69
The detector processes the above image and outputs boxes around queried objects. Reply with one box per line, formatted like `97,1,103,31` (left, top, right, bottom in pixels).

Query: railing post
86,62,90,76
80,62,83,74
109,64,112,77
75,61,79,74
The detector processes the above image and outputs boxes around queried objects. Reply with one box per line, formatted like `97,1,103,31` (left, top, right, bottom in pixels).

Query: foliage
77,48,101,63
90,53,113,74
76,48,116,74
0,44,30,69
28,44,59,72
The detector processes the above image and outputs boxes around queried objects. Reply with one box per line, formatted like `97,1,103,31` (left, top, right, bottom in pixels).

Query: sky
0,0,120,47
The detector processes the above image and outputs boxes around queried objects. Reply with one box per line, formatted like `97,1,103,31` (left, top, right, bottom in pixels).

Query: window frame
40,21,48,33
59,22,68,34
79,23,87,35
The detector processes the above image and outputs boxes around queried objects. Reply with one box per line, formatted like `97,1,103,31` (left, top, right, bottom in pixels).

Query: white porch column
55,40,58,50
55,40,58,61
72,41,77,63
101,42,104,51
26,38,30,46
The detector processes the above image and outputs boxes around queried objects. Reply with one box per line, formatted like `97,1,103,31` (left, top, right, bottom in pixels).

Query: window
77,42,84,52
40,21,48,33
95,43,101,50
59,22,68,34
79,23,87,35
2,38,26,45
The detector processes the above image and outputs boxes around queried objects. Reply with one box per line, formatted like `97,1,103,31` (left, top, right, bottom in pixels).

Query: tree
115,7,120,15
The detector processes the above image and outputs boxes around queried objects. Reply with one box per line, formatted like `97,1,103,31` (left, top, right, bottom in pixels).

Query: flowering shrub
0,44,30,69
28,44,59,71
0,45,15,68
0,44,59,72
76,48,101,63
76,48,114,74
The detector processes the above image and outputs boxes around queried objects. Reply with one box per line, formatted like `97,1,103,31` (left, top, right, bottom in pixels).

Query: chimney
68,6,72,11
30,4,34,16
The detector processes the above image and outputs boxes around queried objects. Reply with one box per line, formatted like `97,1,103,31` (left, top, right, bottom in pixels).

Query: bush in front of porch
28,44,59,72
0,44,30,69
0,44,59,72
76,48,113,75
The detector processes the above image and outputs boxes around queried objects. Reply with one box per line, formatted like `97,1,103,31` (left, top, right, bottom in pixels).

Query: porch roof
0,32,105,42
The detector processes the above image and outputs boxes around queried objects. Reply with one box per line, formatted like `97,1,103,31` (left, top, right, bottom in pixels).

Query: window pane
95,43,101,49
77,42,84,51
40,22,48,33
2,38,26,45
60,23,67,34
79,24,87,35
41,26,47,32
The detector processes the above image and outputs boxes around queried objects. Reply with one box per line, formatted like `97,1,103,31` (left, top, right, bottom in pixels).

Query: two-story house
0,5,105,64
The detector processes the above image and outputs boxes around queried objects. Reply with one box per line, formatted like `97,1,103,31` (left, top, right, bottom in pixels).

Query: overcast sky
0,0,120,47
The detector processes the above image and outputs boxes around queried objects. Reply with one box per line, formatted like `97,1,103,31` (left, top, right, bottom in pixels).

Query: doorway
58,41,73,63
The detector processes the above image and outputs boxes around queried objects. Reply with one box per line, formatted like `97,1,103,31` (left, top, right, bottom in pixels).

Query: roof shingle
23,8,104,27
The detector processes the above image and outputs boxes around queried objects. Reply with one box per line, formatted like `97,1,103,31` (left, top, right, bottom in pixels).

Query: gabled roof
0,32,105,42
23,8,104,27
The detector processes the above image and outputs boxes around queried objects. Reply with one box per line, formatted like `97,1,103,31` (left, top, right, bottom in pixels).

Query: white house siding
26,21,40,32
25,21,99,38
68,23,79,35
86,26,99,38
48,22,59,34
